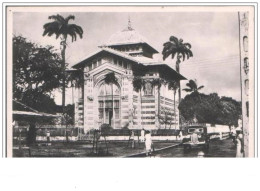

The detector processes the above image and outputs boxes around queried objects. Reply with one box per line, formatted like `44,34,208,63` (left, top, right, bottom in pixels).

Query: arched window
98,83,120,96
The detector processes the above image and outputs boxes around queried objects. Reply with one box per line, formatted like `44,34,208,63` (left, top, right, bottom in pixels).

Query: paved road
154,138,236,157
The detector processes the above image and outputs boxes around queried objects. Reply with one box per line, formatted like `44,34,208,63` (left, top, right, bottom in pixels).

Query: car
182,125,210,151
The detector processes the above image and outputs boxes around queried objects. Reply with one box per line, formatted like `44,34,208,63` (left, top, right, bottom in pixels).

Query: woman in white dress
140,128,145,142
145,131,152,156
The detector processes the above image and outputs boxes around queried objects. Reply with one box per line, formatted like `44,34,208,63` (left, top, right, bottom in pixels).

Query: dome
105,28,149,46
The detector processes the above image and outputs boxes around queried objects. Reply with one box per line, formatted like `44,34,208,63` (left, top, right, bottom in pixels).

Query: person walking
130,130,135,148
235,131,244,157
140,128,145,142
145,130,153,156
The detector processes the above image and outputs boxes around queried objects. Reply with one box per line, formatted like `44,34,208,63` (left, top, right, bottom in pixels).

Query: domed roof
105,28,149,46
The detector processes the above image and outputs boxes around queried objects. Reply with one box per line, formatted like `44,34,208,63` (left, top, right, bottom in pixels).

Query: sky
13,10,241,104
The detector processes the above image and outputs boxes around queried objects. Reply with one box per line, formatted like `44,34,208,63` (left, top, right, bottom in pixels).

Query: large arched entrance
97,82,121,128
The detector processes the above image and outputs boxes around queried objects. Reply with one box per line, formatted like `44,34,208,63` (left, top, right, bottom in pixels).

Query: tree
218,96,242,127
162,36,193,124
179,92,241,126
43,14,83,115
13,35,62,112
183,79,204,94
13,35,63,144
104,72,118,127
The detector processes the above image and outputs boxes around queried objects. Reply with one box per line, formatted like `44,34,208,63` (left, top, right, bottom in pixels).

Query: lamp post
18,128,22,149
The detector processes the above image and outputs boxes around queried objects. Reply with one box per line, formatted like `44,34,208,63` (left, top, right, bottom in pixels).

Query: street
153,138,236,158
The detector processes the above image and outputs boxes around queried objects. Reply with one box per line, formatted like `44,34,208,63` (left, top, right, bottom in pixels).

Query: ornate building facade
72,23,186,132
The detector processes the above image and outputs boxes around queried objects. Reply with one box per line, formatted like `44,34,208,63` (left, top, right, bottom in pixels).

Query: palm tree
168,80,179,130
162,36,193,126
162,36,193,106
183,79,204,94
43,14,83,116
104,72,118,127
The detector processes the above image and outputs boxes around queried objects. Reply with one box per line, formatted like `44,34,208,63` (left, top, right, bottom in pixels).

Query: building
72,21,186,132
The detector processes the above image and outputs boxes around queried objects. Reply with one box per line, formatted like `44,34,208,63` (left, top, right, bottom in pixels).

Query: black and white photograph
7,5,255,158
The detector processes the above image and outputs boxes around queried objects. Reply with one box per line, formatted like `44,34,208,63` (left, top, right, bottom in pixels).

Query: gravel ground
13,140,180,157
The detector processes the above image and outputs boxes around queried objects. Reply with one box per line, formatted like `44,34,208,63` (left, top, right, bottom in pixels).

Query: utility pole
238,12,250,157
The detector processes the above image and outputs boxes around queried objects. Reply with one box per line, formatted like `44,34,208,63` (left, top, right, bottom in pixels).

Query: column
239,12,250,157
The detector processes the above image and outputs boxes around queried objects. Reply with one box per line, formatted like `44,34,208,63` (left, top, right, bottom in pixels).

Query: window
99,101,104,108
105,101,112,108
141,122,155,125
99,109,103,119
113,59,118,65
124,62,127,69
141,116,155,119
98,59,102,65
142,100,155,103
114,100,119,108
119,60,123,67
141,111,155,114
115,109,120,119
144,82,153,95
93,61,97,68
89,64,92,70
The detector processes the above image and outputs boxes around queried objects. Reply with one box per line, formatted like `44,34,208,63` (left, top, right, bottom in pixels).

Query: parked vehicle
182,125,210,151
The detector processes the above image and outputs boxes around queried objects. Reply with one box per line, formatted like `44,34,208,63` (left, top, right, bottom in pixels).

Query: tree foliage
179,92,241,126
43,14,83,42
13,35,62,113
183,79,204,93
162,36,193,62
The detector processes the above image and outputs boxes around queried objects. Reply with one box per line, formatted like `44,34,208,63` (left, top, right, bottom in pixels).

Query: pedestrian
140,128,145,142
231,127,237,144
46,130,50,143
130,130,135,148
235,131,244,157
178,130,183,141
145,130,152,156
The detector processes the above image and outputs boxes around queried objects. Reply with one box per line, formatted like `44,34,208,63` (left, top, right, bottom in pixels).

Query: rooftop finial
128,16,133,30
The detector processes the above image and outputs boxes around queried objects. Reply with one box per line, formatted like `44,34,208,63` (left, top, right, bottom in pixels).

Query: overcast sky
13,11,241,104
